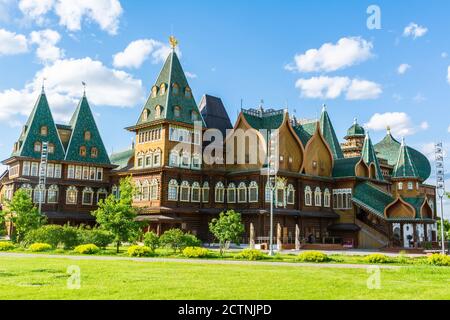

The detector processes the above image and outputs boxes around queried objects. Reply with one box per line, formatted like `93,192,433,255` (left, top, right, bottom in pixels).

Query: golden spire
169,35,178,49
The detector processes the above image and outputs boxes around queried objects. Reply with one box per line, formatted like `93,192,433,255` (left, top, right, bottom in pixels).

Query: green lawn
1,256,450,299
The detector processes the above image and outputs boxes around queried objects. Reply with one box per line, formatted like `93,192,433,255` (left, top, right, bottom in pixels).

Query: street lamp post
435,142,446,255
267,129,279,256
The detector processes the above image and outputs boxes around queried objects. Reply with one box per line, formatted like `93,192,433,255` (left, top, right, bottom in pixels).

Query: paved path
0,252,401,270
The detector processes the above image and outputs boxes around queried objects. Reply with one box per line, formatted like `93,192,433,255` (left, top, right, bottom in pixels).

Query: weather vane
82,81,86,95
169,35,178,49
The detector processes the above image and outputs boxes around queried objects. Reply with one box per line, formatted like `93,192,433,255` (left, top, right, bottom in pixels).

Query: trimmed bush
24,225,64,248
364,253,390,264
29,243,52,252
235,248,265,261
61,225,81,249
0,242,15,251
143,231,160,252
74,244,100,255
182,246,209,258
427,254,450,266
183,233,202,248
79,229,114,248
160,229,202,253
127,245,152,257
297,251,330,263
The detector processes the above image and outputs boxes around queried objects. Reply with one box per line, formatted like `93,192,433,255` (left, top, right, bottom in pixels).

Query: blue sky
1,0,450,202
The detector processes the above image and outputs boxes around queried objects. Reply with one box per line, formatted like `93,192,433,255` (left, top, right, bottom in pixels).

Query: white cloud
413,92,426,103
397,63,411,75
447,66,450,84
30,29,64,63
185,72,197,79
295,76,381,100
19,0,123,35
364,112,428,137
0,0,14,23
286,37,373,73
113,39,176,69
448,125,450,133
442,52,448,58
0,57,144,124
346,79,382,100
0,28,28,56
403,22,428,39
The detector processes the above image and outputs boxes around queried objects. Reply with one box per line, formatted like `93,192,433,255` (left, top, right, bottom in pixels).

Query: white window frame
314,187,322,207
96,168,103,181
180,181,190,202
66,186,78,205
169,151,179,167
96,188,108,204
202,182,210,203
82,187,94,205
304,186,312,206
332,189,352,210
31,162,39,177
82,166,89,180
150,179,159,200
89,167,96,181
168,179,179,201
249,181,259,203
407,181,414,190
54,164,62,179
141,180,150,200
68,165,75,179
191,182,201,202
287,184,295,205
227,183,236,203
238,182,247,203
215,182,225,203
153,150,161,167
47,185,59,204
181,152,191,168
22,161,30,176
324,188,331,208
46,163,54,178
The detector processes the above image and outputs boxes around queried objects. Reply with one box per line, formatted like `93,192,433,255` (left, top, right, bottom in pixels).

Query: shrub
182,246,210,258
235,248,265,261
127,245,152,257
183,233,202,248
61,225,81,249
297,251,330,263
0,242,15,251
143,231,160,252
24,225,64,248
364,253,390,264
79,229,114,248
74,244,100,254
160,229,201,253
29,243,52,252
427,254,450,266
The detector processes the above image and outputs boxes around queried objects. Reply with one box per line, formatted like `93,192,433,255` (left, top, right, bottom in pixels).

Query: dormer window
91,147,98,158
151,86,158,98
48,143,55,154
34,142,42,152
174,106,181,118
185,87,192,98
172,83,180,95
398,182,403,190
407,182,413,190
191,111,199,122
141,109,150,121
155,105,162,119
40,126,48,136
80,146,87,157
160,83,166,95
84,131,91,141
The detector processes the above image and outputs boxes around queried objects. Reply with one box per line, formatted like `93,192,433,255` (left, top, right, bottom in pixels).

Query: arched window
191,154,201,169
84,131,91,141
174,106,181,118
34,141,42,153
21,184,33,198
249,181,258,203
82,187,94,205
33,185,45,204
314,187,322,206
141,180,150,200
202,182,210,203
160,83,166,95
168,179,178,201
79,146,86,157
169,150,179,167
134,181,142,201
155,105,162,119
145,152,153,167
151,85,158,98
287,184,295,205
238,182,247,203
185,87,192,98
407,182,414,190
227,183,236,203
304,186,312,206
276,179,286,207
265,181,272,203
97,188,108,203
150,179,159,200
40,126,48,136
153,149,161,167
48,143,55,154
181,151,191,168
191,182,201,202
324,188,331,208
215,182,225,203
398,182,403,190
66,186,78,204
172,83,180,95
180,181,190,202
91,147,98,158
141,109,149,121
47,185,59,204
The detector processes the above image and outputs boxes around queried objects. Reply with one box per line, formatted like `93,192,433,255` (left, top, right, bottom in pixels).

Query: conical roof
392,138,420,179
346,118,365,137
361,133,384,181
319,105,344,159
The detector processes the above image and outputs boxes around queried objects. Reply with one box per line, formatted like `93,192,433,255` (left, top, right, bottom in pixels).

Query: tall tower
392,138,421,197
341,118,365,158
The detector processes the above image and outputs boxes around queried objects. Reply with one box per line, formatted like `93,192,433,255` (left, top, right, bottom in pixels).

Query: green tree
209,210,244,255
437,219,450,241
1,189,46,243
92,176,140,253
143,231,160,252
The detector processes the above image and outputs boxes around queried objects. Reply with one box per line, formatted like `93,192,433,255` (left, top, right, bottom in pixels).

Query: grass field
1,256,450,299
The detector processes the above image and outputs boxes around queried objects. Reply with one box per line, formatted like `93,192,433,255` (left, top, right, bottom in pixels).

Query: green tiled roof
361,134,384,181
332,157,360,177
352,182,394,218
403,197,426,219
320,106,344,159
65,95,110,165
110,148,134,170
346,119,365,137
375,132,430,181
392,139,420,179
242,108,284,130
293,121,316,146
137,51,205,127
12,92,65,161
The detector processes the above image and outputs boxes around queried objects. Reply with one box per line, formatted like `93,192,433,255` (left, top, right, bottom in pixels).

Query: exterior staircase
355,219,389,249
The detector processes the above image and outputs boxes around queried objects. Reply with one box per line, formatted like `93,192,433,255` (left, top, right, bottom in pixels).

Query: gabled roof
352,182,394,218
374,129,430,181
12,91,65,161
332,157,360,177
199,94,232,136
241,108,284,130
110,148,134,171
293,121,316,146
320,105,344,159
361,133,384,181
136,50,204,127
392,139,420,179
64,95,110,165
